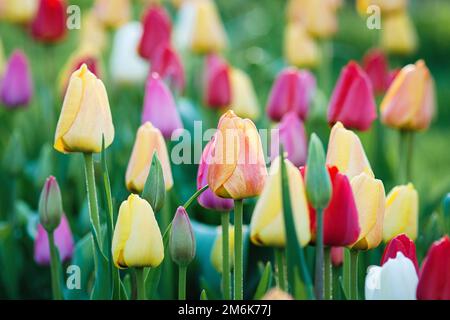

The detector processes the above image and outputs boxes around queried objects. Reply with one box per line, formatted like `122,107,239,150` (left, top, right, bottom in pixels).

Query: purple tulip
34,214,74,266
141,72,183,139
0,50,33,108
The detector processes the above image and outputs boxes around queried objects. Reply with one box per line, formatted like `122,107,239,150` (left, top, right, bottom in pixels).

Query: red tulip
203,53,231,108
138,5,172,61
417,236,450,300
31,0,67,43
151,44,185,94
327,61,376,131
362,49,389,95
381,234,419,274
266,67,316,122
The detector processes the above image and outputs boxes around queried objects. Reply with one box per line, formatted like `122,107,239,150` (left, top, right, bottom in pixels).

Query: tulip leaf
200,289,208,300
338,276,349,301
142,152,166,213
89,223,112,300
253,261,273,300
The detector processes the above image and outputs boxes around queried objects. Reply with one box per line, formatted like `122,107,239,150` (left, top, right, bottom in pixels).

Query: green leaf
342,248,351,298
253,261,273,300
89,224,112,300
338,276,349,301
142,152,166,212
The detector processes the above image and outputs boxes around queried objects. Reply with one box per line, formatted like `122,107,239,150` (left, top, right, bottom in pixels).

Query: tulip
266,67,316,122
326,122,374,179
331,247,343,267
151,44,185,94
0,50,33,108
126,122,174,193
109,22,149,85
0,0,37,24
229,67,260,120
362,49,389,95
251,157,311,248
142,72,184,139
381,11,417,56
79,10,108,55
383,183,418,242
175,0,227,54
356,0,406,15
138,5,172,61
34,214,74,265
197,139,234,212
170,207,196,267
112,194,164,268
270,112,308,167
381,60,435,131
203,53,231,109
54,64,114,154
261,288,294,300
284,21,320,68
327,61,377,131
207,110,267,200
417,236,450,300
31,0,67,43
365,252,418,300
210,225,235,273
94,0,130,29
38,176,63,232
381,234,418,273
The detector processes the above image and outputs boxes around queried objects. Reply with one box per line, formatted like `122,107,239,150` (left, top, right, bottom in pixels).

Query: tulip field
1,0,450,302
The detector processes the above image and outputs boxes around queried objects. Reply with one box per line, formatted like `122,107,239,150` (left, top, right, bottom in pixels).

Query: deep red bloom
327,61,377,131
381,234,419,273
362,49,389,95
417,236,450,300
203,54,231,108
301,166,360,246
31,0,67,43
151,45,185,94
138,5,172,61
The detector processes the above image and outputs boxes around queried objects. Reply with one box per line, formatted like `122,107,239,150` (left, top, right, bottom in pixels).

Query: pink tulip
362,48,389,95
203,53,231,108
151,44,185,94
331,247,343,267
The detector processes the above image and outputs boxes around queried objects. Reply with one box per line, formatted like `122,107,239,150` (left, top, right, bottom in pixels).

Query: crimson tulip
151,45,185,94
31,0,67,43
203,54,231,109
362,49,389,95
381,234,419,274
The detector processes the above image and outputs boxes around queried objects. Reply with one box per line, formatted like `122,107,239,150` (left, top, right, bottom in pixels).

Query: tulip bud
0,0,38,24
383,184,418,242
203,54,231,109
151,45,185,94
381,234,418,273
170,207,196,267
230,67,261,120
39,176,63,233
305,134,332,210
34,214,74,265
362,49,389,95
31,0,67,43
112,194,164,268
142,153,166,212
261,288,294,300
54,64,115,154
417,236,450,300
211,225,235,273
94,0,131,29
381,11,417,56
0,50,33,108
331,247,343,267
284,21,320,68
328,61,377,131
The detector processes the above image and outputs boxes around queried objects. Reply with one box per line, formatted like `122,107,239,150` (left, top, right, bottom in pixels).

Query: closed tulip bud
142,153,166,212
151,45,185,94
383,184,418,242
331,247,343,267
54,64,114,154
109,22,149,85
175,0,227,54
79,10,107,55
365,252,418,300
112,194,164,268
208,110,268,200
170,207,196,267
94,0,130,29
270,112,308,167
381,11,417,56
34,214,74,265
203,53,231,109
230,68,261,120
326,122,373,179
39,176,63,233
291,0,340,38
381,60,435,131
362,49,389,95
0,0,37,24
417,236,450,300
31,0,67,43
328,62,377,131
251,157,311,248
381,234,419,273
356,0,406,15
266,67,316,122
142,73,184,139
126,122,173,193
197,139,234,212
138,5,172,61
305,134,332,210
211,225,235,273
0,50,33,108
261,288,294,300
284,21,320,68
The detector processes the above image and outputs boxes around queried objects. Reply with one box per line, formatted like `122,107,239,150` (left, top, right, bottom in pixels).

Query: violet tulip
151,44,185,94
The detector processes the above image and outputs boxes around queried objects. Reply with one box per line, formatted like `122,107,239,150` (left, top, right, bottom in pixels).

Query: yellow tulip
126,122,173,193
261,288,294,300
350,172,385,250
94,0,131,29
230,68,260,121
326,122,373,179
54,64,114,154
250,157,311,248
381,11,417,56
383,184,418,241
284,21,320,69
79,10,107,55
356,0,407,15
112,194,164,268
210,225,235,273
0,0,37,24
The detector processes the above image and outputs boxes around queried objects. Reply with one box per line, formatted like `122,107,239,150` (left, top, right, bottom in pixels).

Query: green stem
319,40,333,96
183,185,209,209
234,199,244,300
221,212,231,300
48,232,63,300
83,153,101,241
315,208,324,300
350,249,359,300
324,247,332,300
275,248,286,291
135,267,146,300
399,130,414,184
178,266,187,300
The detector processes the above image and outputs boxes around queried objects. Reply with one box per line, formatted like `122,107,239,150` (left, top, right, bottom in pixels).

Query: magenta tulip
151,44,185,94
362,49,389,95
203,53,231,109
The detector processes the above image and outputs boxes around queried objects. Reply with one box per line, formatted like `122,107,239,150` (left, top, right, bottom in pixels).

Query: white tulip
365,252,418,300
